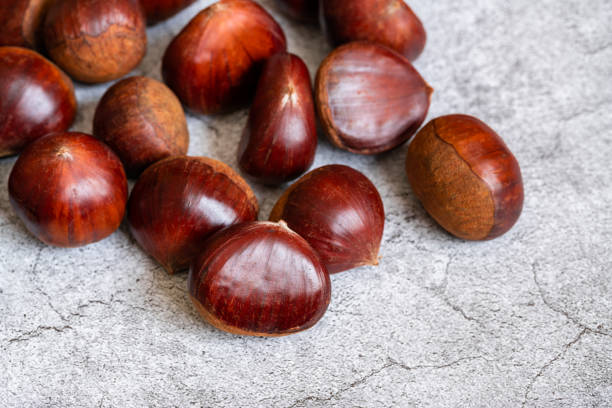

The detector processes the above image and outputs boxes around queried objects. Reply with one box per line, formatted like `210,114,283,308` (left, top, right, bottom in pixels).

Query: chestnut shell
128,156,259,274
0,0,54,49
0,46,76,158
405,114,524,240
8,132,128,247
140,0,197,24
189,221,331,337
270,165,385,273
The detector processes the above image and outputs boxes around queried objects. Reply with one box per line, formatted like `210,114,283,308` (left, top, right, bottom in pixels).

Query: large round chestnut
189,221,331,337
270,165,384,274
93,76,189,178
315,41,432,155
238,52,317,185
162,0,287,114
8,132,128,247
405,114,524,240
140,0,196,24
320,0,426,61
0,46,76,158
128,156,259,274
43,0,147,83
275,0,318,24
0,0,54,49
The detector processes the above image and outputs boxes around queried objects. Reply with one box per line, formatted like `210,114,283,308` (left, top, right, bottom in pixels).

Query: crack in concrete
6,325,73,346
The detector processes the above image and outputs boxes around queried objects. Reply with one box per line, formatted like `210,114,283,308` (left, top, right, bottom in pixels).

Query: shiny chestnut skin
406,115,524,241
0,0,54,49
315,41,432,155
93,76,189,178
140,0,196,24
320,0,426,61
189,221,331,337
238,52,317,185
162,0,287,114
128,156,259,274
275,0,318,24
270,165,384,273
0,47,76,158
8,132,128,247
43,0,147,83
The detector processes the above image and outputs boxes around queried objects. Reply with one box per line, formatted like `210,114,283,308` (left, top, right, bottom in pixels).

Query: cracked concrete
0,0,611,406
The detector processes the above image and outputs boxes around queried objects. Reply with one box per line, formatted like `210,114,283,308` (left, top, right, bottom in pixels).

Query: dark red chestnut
139,0,196,24
315,41,432,155
269,165,384,273
275,0,318,24
43,0,147,83
8,132,128,247
320,0,426,61
238,52,317,185
128,156,259,274
0,0,54,49
189,221,331,337
0,46,76,158
93,76,189,178
405,114,524,240
162,0,287,114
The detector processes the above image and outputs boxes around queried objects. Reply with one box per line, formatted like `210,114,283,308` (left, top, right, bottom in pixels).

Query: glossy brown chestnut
189,221,331,337
128,156,259,274
0,46,76,158
139,0,196,24
162,0,287,114
320,0,426,61
315,41,432,155
405,114,524,240
270,165,384,273
0,0,54,49
275,0,318,24
8,132,128,247
43,0,147,83
93,76,189,178
238,52,317,185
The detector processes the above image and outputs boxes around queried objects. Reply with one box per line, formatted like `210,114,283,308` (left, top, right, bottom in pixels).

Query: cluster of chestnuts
1,0,523,337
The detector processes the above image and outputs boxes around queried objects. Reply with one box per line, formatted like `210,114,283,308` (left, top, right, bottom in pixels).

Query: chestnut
315,41,432,155
128,156,259,274
162,0,287,114
0,46,76,158
320,0,426,61
140,0,197,24
270,165,384,274
0,0,54,49
43,0,147,83
189,221,331,337
8,132,128,247
93,76,189,178
275,0,318,24
238,52,317,185
405,114,524,240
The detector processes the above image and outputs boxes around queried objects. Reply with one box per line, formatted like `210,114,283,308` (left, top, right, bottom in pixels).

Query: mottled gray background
1,0,611,407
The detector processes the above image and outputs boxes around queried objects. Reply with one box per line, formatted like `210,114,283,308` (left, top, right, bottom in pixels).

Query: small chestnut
320,0,426,61
238,52,317,185
139,0,197,24
162,0,287,114
128,156,259,274
270,165,385,274
43,0,147,83
0,0,54,49
8,132,128,247
189,221,331,337
315,41,432,155
93,76,189,178
405,114,524,240
0,46,76,158
275,0,318,24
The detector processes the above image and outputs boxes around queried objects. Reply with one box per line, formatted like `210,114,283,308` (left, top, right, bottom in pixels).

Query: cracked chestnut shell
320,0,426,61
140,0,197,24
275,0,318,24
8,132,128,247
43,0,147,83
0,46,76,158
270,165,385,273
128,156,259,274
189,221,331,337
93,76,189,178
315,41,432,155
162,0,287,114
405,114,524,240
0,0,54,49
238,52,317,185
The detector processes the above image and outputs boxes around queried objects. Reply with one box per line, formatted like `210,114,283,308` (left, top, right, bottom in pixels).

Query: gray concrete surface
1,0,611,406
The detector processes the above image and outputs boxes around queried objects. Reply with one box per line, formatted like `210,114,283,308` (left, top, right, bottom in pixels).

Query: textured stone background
1,0,611,406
